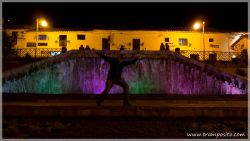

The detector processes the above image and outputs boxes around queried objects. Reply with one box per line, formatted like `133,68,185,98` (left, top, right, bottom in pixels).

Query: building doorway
102,38,110,50
132,39,140,50
59,35,67,47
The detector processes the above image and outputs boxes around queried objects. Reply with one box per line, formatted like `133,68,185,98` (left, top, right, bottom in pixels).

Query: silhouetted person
79,45,85,51
175,48,180,54
160,43,165,51
96,51,139,106
120,45,125,50
85,45,90,50
62,47,67,53
165,43,170,51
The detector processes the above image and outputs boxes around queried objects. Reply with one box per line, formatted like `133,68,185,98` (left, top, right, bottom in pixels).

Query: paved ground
3,94,248,139
3,116,247,139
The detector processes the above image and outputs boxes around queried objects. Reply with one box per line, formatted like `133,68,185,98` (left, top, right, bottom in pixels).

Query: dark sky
3,2,248,31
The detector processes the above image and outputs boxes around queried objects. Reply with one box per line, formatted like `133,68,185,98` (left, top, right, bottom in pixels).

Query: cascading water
2,51,247,95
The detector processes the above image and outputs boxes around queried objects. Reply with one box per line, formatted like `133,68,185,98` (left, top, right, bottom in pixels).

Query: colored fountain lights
86,72,154,94
2,52,247,95
77,58,156,94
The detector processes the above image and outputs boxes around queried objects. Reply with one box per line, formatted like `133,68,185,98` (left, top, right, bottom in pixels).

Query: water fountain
2,50,247,95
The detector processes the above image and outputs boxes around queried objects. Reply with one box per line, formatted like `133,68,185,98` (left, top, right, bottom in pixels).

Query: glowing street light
232,54,237,59
193,22,201,30
193,21,205,61
35,18,48,58
41,20,48,27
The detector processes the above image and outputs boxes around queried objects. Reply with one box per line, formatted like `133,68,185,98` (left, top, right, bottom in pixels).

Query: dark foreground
3,117,247,139
3,94,248,139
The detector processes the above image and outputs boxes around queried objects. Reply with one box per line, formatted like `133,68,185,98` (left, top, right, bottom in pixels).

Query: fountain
2,50,247,95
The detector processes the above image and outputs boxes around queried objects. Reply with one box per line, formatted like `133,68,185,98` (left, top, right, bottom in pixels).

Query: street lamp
193,21,205,61
35,18,48,58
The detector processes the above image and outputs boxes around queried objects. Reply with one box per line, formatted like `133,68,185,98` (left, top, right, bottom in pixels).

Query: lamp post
202,21,205,61
193,21,205,61
35,18,38,59
35,18,47,59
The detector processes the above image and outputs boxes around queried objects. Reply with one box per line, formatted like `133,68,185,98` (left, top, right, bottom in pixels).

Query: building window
179,38,188,46
27,42,36,47
39,35,47,40
209,38,214,42
165,37,169,42
77,34,86,40
38,43,48,46
210,44,219,48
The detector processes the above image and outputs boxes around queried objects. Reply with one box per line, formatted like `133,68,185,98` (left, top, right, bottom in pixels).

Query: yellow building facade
4,28,248,60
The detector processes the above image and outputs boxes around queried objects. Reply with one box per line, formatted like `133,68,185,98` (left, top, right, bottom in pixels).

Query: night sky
3,2,248,31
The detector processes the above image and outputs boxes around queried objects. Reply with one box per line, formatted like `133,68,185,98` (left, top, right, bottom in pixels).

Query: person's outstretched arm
96,52,112,62
122,56,139,66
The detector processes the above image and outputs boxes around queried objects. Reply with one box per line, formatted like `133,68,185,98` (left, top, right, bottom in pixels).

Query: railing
179,50,242,61
12,48,62,58
96,50,242,61
10,48,242,61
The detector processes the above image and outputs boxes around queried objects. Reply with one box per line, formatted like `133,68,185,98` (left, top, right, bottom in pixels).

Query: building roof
3,24,248,33
231,34,249,48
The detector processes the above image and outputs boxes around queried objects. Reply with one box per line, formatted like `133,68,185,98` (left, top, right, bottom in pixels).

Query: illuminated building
3,27,248,60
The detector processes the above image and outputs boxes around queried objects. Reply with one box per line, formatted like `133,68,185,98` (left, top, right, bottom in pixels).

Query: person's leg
97,79,113,106
115,78,130,106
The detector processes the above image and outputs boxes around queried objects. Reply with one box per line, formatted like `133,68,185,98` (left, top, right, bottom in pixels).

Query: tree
3,31,15,56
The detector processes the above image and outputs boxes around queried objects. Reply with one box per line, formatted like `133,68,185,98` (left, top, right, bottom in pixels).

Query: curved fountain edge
2,50,248,92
